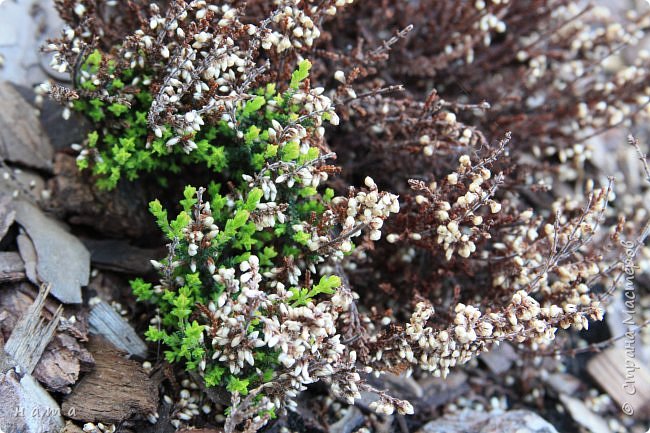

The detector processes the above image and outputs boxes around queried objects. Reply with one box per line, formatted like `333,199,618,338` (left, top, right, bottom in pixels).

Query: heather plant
43,0,650,432
309,1,650,317
44,0,352,189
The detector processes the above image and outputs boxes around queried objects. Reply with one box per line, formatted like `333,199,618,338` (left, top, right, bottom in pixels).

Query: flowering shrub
132,176,400,423
44,0,650,431
45,0,351,189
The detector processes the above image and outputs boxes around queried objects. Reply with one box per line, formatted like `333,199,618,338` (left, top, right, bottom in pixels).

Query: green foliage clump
48,3,403,424
73,54,324,190
121,60,398,410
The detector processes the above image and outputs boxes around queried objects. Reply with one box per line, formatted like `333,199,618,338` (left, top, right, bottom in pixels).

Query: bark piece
543,373,582,396
0,252,25,283
12,84,91,152
329,407,364,433
176,430,222,433
2,284,62,375
62,336,158,424
0,283,92,393
417,409,490,433
480,410,558,433
0,82,53,171
0,283,85,340
0,370,65,433
16,233,37,283
47,153,157,238
61,421,85,433
83,238,162,275
86,271,129,307
417,371,469,410
418,409,558,433
14,200,89,304
0,193,15,242
559,394,609,433
0,168,47,207
479,342,518,375
89,300,148,358
33,333,94,394
0,284,47,335
586,347,650,419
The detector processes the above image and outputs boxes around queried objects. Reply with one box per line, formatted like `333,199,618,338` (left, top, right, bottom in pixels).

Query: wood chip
543,373,582,396
82,238,161,275
2,284,62,375
0,282,77,335
418,409,559,433
176,430,222,433
14,200,89,304
0,251,25,283
88,300,148,358
559,394,610,433
47,153,157,239
60,420,85,433
417,371,470,410
479,342,518,375
0,193,15,242
0,370,65,433
0,82,53,171
62,336,158,424
330,407,364,433
33,333,94,394
586,347,650,419
16,232,37,283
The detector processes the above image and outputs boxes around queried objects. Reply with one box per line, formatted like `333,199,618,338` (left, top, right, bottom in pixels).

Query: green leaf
323,188,335,202
226,376,250,396
131,278,153,301
307,275,341,298
144,326,167,342
292,230,310,245
299,186,318,198
149,200,170,235
232,210,250,229
107,103,129,117
113,146,131,165
306,146,319,160
170,211,191,237
290,59,312,89
180,185,198,212
204,365,226,387
289,275,341,306
80,80,97,92
87,99,105,122
85,49,102,68
264,144,278,158
262,368,275,382
242,95,266,117
172,293,192,321
87,131,99,147
111,78,125,89
259,246,278,266
281,141,301,161
244,188,264,211
288,287,310,306
76,158,89,170
244,125,260,145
